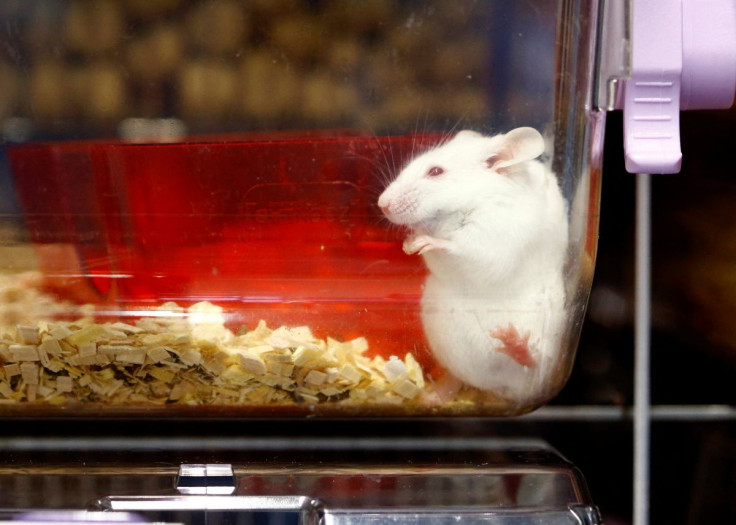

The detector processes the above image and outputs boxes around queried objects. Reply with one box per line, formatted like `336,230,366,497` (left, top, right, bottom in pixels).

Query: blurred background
0,1,734,524
0,0,554,139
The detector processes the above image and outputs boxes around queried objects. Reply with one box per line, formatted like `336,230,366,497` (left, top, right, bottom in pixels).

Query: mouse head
377,127,546,227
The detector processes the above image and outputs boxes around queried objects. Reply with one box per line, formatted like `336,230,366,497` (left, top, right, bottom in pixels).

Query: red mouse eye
427,166,444,177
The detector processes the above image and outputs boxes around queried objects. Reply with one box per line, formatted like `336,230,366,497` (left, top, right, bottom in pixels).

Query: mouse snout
378,187,419,225
377,194,392,215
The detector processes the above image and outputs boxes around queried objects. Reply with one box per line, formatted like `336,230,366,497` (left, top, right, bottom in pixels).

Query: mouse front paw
403,235,448,255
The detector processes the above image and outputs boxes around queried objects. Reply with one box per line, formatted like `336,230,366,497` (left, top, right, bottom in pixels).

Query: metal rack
634,173,652,525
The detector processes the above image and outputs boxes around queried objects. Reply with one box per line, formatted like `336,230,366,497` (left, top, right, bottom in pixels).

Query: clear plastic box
0,0,604,416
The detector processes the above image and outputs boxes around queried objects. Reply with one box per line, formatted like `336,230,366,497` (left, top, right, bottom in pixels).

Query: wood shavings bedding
0,298,426,407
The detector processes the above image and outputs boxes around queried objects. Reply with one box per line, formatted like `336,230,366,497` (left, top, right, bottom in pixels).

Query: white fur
378,128,569,404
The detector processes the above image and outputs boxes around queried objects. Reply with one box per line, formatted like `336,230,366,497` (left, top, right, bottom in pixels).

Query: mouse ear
487,127,545,171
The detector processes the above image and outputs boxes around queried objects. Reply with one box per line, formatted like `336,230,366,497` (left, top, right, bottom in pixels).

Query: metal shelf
1,404,733,454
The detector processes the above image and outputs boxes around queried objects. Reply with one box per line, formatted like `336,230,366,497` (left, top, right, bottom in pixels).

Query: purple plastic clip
622,0,736,174
13,512,146,524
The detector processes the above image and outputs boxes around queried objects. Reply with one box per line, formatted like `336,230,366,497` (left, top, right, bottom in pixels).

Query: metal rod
1,403,735,452
634,172,652,525
524,404,736,421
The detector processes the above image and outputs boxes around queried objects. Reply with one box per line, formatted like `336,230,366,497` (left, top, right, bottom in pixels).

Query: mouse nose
377,196,391,215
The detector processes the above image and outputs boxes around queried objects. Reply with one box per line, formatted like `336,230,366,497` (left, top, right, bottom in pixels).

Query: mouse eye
426,166,444,177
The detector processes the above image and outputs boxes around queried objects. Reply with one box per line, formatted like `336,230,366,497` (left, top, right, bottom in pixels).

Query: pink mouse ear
489,127,545,170
485,153,501,170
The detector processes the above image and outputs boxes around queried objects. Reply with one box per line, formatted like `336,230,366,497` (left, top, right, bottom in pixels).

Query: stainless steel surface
99,495,316,511
595,0,631,110
176,465,235,495
0,442,600,523
323,506,601,525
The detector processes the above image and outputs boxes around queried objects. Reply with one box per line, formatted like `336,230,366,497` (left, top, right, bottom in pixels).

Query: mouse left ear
486,127,545,171
452,130,483,142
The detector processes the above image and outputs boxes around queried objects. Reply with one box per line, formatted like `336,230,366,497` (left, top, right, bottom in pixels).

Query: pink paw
489,324,536,367
403,235,442,255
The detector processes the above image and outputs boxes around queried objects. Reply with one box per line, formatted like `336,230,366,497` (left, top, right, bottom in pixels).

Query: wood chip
9,344,39,362
20,363,39,385
26,384,37,402
43,359,64,373
110,322,143,334
304,370,327,386
116,350,147,365
36,385,54,397
339,364,362,383
405,353,425,389
78,342,97,357
179,348,202,366
350,388,368,401
0,382,13,398
203,357,226,375
321,386,342,397
348,337,369,353
298,392,320,404
56,376,73,393
3,364,20,378
392,378,421,399
65,325,110,346
265,352,293,363
48,326,72,340
384,356,407,382
17,325,41,344
147,346,171,363
148,366,176,383
239,353,267,375
292,346,321,366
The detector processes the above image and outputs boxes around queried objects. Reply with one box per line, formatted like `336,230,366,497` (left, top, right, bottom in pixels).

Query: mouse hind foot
489,324,536,367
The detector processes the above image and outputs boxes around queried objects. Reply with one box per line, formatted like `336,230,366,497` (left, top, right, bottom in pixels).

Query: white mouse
377,128,569,404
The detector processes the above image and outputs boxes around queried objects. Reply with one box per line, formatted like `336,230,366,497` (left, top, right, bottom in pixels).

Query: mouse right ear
490,127,545,170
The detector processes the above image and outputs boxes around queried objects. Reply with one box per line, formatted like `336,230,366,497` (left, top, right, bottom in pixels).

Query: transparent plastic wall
0,0,603,416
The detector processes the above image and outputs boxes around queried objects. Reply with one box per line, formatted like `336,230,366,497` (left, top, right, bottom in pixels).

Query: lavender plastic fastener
622,0,736,174
681,0,736,110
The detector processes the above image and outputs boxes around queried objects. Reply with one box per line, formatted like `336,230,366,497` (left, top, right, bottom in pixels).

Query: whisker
447,112,467,137
362,116,400,193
